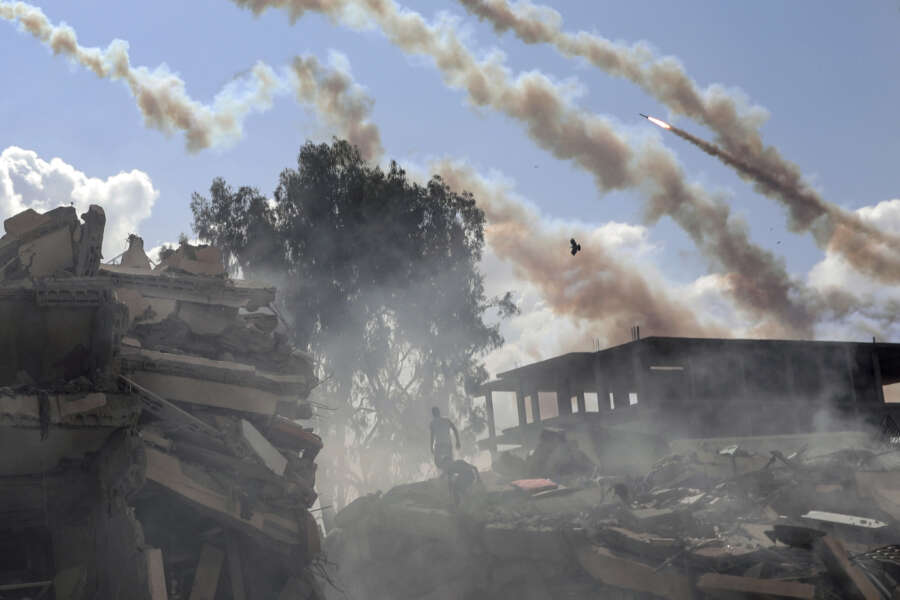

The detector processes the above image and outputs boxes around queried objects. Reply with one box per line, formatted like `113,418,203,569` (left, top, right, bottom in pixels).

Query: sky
2,0,899,380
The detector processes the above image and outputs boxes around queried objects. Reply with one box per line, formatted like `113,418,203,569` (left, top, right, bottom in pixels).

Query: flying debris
570,238,581,256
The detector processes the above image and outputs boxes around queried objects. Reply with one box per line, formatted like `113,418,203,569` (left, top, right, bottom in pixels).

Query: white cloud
0,146,158,259
807,199,900,341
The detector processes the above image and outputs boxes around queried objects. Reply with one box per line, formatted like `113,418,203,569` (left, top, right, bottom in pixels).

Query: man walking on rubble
430,406,460,469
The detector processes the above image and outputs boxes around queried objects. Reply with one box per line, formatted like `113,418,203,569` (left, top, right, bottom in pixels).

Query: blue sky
2,0,899,366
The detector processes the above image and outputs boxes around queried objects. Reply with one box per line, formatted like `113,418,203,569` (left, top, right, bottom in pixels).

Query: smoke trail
1,0,721,340
663,123,900,283
0,2,287,151
228,0,824,336
0,2,381,157
290,53,384,161
433,159,728,342
457,0,900,283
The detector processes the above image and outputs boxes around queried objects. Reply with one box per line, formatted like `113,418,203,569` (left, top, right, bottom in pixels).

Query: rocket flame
647,115,671,130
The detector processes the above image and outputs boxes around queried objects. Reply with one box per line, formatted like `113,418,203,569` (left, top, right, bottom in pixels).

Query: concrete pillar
485,390,497,450
557,379,572,416
530,390,542,422
516,387,527,428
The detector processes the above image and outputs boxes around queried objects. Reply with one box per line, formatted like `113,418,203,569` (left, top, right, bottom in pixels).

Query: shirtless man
429,406,460,469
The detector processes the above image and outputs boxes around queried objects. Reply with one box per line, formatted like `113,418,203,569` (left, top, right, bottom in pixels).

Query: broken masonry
0,205,324,599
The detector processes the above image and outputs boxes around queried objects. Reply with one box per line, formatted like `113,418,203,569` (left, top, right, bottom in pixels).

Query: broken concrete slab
145,548,168,600
381,504,462,546
188,544,224,600
144,447,310,549
127,371,285,417
593,525,681,561
574,543,693,600
814,535,881,600
264,416,323,457
121,348,312,395
856,471,900,522
240,419,287,477
696,572,815,599
99,264,275,309
157,244,225,277
4,207,48,237
225,533,246,600
482,522,569,562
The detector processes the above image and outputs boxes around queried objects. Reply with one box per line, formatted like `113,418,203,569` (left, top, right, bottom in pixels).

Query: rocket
639,113,672,130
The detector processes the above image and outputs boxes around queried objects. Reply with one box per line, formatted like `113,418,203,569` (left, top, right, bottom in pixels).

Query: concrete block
240,419,287,476
697,573,814,599
482,523,568,562
575,543,692,600
189,544,224,600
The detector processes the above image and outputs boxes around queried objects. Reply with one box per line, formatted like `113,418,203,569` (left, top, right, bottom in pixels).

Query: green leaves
191,138,512,496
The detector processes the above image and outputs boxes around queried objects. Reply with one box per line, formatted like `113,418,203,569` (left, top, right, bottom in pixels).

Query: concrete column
485,390,497,450
874,350,885,404
530,390,542,422
844,346,859,415
557,379,572,416
516,387,527,428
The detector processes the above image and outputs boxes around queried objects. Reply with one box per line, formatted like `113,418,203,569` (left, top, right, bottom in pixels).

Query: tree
191,139,515,507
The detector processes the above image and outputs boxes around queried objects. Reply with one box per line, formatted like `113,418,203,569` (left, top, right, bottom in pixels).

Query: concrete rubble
6,204,900,600
326,427,900,599
0,206,324,599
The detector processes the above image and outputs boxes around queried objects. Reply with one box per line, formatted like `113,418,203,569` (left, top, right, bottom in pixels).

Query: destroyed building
324,339,900,599
0,206,324,599
475,336,900,465
9,204,900,600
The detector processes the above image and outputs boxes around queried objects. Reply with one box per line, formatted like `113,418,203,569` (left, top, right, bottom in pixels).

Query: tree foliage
190,139,514,504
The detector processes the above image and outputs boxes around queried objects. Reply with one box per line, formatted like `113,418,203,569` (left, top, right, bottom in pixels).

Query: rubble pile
0,206,325,599
327,430,900,599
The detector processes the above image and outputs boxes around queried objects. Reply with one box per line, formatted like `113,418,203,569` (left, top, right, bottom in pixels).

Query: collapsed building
0,206,324,599
8,204,900,600
325,339,900,598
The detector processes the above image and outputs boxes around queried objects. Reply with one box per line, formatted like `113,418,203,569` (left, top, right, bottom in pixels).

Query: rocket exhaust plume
289,54,384,161
644,114,900,283
641,113,671,130
0,2,382,157
460,0,900,284
431,160,728,344
0,2,281,151
229,0,827,337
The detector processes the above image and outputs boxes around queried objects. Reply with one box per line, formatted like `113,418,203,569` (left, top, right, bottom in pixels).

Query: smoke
0,2,380,156
290,53,384,161
457,0,900,284
227,0,827,337
664,123,900,284
432,159,727,343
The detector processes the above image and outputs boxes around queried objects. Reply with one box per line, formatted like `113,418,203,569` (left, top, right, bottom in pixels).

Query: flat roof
493,336,900,382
